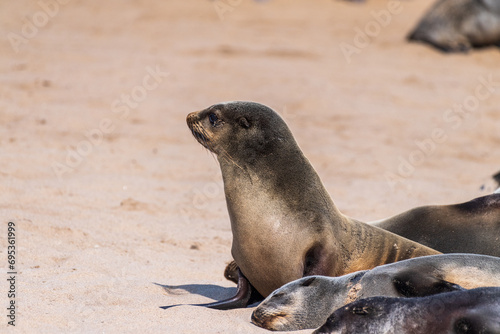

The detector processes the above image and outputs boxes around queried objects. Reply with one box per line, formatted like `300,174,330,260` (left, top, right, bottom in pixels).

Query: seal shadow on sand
155,282,237,309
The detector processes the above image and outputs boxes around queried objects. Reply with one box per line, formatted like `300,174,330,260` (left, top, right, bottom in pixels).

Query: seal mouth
251,309,290,330
251,311,264,327
187,113,216,153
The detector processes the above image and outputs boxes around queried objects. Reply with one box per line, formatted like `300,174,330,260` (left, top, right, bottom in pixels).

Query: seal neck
219,142,342,217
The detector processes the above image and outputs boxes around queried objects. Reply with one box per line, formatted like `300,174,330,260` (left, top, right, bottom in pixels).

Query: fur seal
251,254,500,331
186,101,439,308
408,0,500,52
373,193,500,256
313,287,500,334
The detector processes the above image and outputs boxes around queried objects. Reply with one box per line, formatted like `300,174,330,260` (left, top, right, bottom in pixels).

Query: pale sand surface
1,0,499,333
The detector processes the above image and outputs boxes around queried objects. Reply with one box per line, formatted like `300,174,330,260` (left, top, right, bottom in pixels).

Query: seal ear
239,117,251,129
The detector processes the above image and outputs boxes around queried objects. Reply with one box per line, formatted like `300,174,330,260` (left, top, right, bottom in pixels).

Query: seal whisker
218,148,244,171
190,122,212,151
187,116,244,171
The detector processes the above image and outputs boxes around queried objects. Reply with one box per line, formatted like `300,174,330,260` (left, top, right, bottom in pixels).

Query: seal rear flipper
192,269,263,310
392,269,465,298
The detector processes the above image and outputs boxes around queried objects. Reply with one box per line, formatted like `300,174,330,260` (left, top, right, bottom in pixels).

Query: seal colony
251,254,500,331
408,0,500,52
186,101,500,310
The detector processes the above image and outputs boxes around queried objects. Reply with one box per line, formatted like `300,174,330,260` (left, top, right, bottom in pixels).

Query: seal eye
208,113,219,126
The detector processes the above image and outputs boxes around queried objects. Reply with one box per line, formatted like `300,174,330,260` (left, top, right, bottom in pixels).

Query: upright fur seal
187,101,439,308
314,287,500,334
408,0,500,52
252,254,500,331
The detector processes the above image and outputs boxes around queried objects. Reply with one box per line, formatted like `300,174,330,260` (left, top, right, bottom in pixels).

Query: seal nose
251,309,265,327
252,308,283,330
186,111,199,126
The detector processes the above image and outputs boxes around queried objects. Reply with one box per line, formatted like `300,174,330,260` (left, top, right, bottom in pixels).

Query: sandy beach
1,0,499,332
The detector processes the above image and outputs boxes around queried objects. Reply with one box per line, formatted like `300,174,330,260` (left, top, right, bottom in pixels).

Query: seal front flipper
392,269,465,298
196,269,263,310
160,269,263,310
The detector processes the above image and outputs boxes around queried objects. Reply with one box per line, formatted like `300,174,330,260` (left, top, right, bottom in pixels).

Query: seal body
408,0,500,52
251,254,500,331
187,101,439,298
224,192,500,288
373,193,500,256
314,287,500,334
